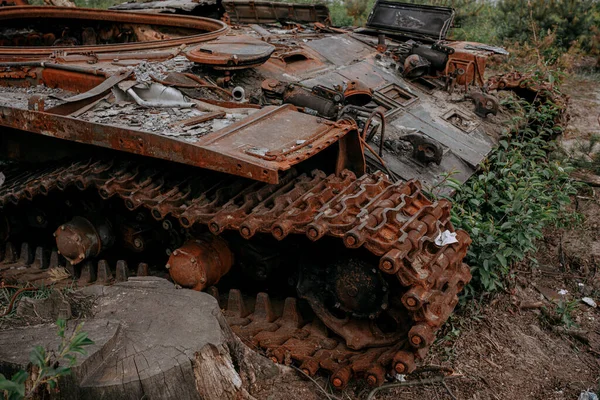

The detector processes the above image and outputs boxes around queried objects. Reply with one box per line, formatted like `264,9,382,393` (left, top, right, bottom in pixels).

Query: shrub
442,71,580,293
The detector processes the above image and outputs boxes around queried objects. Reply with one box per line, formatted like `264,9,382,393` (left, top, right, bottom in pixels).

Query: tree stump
0,277,304,400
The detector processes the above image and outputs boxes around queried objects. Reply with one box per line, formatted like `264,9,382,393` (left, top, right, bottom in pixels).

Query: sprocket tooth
48,250,62,269
18,242,33,265
78,260,97,285
30,246,49,270
279,297,302,328
206,286,219,302
65,261,76,277
97,260,113,284
225,289,249,319
136,262,149,277
115,260,128,282
252,292,276,323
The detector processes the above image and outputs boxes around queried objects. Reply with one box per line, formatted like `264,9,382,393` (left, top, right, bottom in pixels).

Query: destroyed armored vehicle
0,0,508,389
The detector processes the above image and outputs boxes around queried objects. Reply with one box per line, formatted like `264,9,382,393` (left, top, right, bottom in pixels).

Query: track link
0,158,471,388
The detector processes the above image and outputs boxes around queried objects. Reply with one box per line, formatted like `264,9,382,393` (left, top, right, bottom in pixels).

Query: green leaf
496,253,508,268
0,377,25,398
11,371,27,385
57,319,67,338
29,345,46,368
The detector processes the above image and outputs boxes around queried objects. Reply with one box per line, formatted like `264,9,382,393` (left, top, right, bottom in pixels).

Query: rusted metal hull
0,103,360,183
0,3,494,388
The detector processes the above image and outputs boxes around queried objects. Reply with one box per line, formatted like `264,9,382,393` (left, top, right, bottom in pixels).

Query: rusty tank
0,0,508,389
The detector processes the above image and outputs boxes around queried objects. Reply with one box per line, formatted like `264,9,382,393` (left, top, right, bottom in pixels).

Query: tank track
0,158,471,388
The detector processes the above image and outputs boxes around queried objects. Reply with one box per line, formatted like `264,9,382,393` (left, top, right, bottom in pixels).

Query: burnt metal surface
366,1,455,41
0,158,471,387
0,102,359,183
167,236,233,291
186,35,275,70
0,6,229,59
223,0,330,25
54,216,114,265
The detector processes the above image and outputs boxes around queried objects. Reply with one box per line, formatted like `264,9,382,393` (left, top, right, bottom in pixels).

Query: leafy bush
0,319,94,400
497,0,600,53
443,72,580,293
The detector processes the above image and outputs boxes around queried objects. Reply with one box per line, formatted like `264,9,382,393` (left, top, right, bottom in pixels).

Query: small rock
579,391,599,400
582,297,597,308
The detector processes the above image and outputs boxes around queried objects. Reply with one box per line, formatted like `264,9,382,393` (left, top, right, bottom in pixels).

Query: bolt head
395,363,406,374
411,335,422,346
381,260,393,271
366,375,377,386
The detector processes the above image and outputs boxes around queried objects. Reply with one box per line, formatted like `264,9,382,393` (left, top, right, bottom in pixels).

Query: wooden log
0,278,305,400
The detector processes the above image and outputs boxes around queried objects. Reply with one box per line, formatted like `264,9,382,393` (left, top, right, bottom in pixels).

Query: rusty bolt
307,228,318,239
394,362,406,374
345,236,356,246
381,260,393,271
411,335,422,346
332,378,343,388
366,375,377,386
406,297,417,307
241,227,251,237
273,227,283,238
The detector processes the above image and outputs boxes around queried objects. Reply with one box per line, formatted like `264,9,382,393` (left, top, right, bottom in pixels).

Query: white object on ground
582,297,597,308
435,230,459,246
